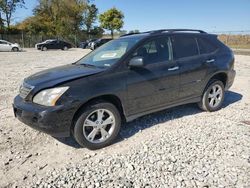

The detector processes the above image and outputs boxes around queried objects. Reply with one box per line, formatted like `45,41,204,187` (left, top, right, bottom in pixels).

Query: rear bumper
13,95,76,137
226,69,236,90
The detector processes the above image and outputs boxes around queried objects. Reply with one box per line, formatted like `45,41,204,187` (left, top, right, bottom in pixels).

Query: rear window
197,38,218,54
171,36,199,59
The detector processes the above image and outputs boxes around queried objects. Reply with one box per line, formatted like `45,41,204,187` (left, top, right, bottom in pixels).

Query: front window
132,37,171,65
77,36,145,68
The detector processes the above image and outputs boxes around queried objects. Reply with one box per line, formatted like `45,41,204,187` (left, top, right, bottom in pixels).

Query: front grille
19,82,34,99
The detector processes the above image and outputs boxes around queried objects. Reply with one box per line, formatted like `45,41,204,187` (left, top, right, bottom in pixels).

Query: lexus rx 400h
13,29,236,149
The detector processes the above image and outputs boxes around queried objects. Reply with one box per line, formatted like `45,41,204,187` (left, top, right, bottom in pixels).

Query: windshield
76,36,145,68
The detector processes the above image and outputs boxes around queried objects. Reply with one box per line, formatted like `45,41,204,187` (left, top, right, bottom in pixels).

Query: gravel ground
0,49,249,187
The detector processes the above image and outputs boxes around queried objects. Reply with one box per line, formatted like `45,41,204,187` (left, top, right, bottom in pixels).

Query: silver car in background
0,40,21,52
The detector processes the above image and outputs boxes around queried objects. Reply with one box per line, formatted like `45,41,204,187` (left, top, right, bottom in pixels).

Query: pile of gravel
29,106,250,188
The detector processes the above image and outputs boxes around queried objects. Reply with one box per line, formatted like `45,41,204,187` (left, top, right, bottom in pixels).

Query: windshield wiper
79,63,97,68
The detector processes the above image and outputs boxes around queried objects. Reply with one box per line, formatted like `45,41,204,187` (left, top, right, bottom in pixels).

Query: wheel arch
203,71,228,92
209,72,228,87
70,94,126,134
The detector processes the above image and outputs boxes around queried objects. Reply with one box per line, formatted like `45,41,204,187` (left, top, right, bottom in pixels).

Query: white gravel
0,49,249,187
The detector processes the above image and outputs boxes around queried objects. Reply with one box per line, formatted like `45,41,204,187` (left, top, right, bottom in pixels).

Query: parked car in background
90,38,112,50
13,29,235,149
37,40,72,51
79,39,97,49
0,40,21,52
35,39,56,50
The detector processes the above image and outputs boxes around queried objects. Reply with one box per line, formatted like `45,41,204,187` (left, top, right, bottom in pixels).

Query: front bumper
226,69,236,90
13,95,76,137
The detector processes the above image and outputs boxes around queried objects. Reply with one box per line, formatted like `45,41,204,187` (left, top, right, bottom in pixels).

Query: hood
36,42,46,46
25,64,104,88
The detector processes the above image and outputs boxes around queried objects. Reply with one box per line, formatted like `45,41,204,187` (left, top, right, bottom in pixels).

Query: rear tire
63,46,68,50
73,101,121,150
198,79,225,112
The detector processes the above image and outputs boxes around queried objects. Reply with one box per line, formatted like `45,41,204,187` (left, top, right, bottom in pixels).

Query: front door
126,36,180,116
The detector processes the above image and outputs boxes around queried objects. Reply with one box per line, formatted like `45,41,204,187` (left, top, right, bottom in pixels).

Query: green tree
129,29,139,34
89,26,104,38
31,0,88,38
99,7,124,38
0,12,4,30
0,0,25,29
83,4,98,37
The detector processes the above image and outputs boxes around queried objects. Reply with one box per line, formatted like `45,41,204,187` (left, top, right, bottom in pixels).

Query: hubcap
208,84,223,108
83,109,115,144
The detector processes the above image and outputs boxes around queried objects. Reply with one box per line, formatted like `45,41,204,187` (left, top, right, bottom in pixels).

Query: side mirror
129,56,144,68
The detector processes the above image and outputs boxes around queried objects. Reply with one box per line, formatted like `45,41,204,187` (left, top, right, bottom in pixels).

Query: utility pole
0,12,3,40
21,30,24,48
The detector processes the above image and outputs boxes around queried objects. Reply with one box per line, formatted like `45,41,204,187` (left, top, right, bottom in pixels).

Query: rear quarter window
197,38,218,54
171,35,199,59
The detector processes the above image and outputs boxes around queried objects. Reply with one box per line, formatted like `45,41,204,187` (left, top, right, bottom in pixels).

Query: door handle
206,59,215,63
168,66,179,71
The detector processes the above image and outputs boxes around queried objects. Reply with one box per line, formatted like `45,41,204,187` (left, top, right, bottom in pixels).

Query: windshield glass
76,36,145,68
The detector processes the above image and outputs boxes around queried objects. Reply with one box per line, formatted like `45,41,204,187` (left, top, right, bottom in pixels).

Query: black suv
90,38,112,50
13,29,235,149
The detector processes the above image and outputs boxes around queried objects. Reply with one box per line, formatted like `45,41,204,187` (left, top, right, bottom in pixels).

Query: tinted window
198,38,218,54
0,41,7,44
172,36,199,59
133,37,170,65
144,41,157,54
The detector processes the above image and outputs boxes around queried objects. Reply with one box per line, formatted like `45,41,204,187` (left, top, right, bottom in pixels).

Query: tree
30,0,88,37
83,4,98,37
0,12,4,30
99,7,124,38
129,29,139,34
0,0,25,29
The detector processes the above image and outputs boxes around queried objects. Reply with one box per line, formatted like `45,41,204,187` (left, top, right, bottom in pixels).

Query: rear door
171,34,207,99
57,41,65,49
126,36,180,115
197,37,219,75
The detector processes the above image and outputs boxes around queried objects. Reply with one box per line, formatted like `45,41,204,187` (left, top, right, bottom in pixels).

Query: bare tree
0,0,25,28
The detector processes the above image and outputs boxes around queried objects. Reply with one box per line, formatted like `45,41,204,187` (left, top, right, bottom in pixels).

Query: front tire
12,47,19,52
42,46,47,51
73,101,121,150
199,80,225,112
63,46,68,50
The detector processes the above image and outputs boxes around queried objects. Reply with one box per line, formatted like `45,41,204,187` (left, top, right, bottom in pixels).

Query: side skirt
125,97,201,122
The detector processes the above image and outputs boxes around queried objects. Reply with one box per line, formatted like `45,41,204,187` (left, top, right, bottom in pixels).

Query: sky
13,0,250,33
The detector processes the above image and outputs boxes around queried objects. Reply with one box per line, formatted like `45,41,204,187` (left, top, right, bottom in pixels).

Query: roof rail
150,29,207,34
120,32,140,37
120,29,207,38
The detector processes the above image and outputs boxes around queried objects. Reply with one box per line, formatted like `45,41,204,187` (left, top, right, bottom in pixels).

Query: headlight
33,87,69,106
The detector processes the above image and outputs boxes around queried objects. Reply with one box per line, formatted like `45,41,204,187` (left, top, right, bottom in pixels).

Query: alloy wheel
207,84,223,108
83,109,116,144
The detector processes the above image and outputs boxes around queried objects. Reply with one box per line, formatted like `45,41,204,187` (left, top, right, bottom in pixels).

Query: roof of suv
120,29,211,39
